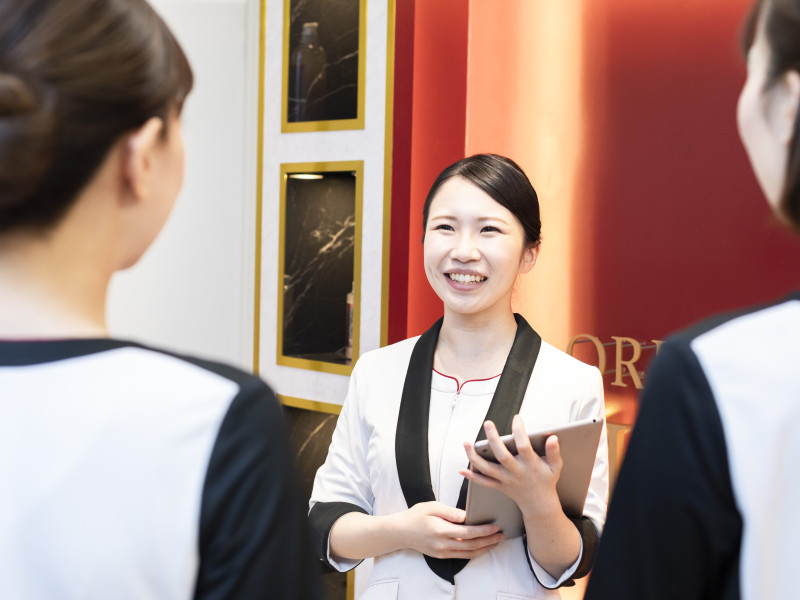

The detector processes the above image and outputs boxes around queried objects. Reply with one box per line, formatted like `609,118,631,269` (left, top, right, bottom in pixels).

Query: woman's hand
460,414,581,579
461,415,563,520
330,501,504,562
395,501,505,559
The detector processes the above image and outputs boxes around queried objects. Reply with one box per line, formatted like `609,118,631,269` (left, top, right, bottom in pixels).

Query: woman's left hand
462,414,583,578
460,414,564,521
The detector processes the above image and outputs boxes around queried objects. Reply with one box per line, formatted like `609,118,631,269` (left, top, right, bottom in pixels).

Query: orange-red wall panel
574,0,800,344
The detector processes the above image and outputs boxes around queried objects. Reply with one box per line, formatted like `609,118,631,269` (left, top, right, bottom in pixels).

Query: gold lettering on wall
566,334,664,390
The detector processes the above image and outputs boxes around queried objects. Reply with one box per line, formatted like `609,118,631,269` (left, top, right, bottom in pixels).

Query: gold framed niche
277,161,363,375
281,0,367,132
281,396,355,600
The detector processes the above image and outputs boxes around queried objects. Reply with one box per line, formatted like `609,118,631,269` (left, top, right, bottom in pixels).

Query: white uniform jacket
310,316,608,600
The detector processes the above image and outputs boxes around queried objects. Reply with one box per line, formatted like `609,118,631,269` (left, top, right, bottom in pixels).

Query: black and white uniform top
309,315,608,600
586,293,800,600
0,338,322,600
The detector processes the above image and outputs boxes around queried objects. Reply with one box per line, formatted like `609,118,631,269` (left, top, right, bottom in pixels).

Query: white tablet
464,418,603,539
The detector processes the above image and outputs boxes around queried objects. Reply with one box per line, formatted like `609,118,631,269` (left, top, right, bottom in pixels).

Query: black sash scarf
394,313,542,584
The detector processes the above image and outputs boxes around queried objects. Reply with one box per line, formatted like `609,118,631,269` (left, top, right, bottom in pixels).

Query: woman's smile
446,272,487,286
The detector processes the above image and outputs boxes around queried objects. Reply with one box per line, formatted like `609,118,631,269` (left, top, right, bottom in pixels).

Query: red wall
390,1,800,388
573,1,800,346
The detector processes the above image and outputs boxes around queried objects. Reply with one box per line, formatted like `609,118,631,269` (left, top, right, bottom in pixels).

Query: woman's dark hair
741,0,800,228
421,154,542,248
0,0,193,233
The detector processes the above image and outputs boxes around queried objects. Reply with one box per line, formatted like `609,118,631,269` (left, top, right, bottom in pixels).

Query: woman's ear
777,70,800,147
519,243,540,274
122,117,165,203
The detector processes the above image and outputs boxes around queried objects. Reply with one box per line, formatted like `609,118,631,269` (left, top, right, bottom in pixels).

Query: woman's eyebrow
428,215,511,225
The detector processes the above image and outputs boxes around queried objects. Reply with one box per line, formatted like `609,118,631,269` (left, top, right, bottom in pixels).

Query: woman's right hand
329,501,504,562
395,501,505,559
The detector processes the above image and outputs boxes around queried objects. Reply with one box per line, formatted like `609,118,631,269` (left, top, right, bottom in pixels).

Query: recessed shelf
277,161,362,375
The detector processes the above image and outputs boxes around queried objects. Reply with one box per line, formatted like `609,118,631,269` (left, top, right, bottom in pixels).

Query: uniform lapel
395,317,442,509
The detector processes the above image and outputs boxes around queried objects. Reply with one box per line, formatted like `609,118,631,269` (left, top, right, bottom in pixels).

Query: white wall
107,0,259,370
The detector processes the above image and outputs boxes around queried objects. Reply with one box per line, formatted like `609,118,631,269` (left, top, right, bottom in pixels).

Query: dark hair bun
0,72,57,211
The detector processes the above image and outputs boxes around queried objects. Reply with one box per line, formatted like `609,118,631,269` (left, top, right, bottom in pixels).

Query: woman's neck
433,309,519,382
0,232,110,339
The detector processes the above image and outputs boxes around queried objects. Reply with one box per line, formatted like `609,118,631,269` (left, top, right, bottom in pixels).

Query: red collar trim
432,368,501,393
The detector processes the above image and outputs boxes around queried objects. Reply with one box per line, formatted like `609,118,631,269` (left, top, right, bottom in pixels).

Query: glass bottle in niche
289,22,327,122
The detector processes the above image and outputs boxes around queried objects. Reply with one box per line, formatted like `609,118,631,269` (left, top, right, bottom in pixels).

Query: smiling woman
308,154,609,600
424,177,536,330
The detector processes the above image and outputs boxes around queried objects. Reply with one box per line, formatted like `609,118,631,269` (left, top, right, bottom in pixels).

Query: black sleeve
193,377,323,600
570,515,599,580
308,501,369,571
523,516,599,588
584,337,742,599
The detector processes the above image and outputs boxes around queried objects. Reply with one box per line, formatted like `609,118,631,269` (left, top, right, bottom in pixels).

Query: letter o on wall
566,334,606,375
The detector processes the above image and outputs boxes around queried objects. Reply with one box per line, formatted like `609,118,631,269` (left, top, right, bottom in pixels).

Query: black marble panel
287,0,360,122
283,171,355,365
284,405,346,600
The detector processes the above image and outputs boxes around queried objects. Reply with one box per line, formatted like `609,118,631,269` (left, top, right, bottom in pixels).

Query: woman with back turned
0,1,321,598
586,1,800,598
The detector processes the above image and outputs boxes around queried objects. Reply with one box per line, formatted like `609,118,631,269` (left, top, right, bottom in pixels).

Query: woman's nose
450,233,480,262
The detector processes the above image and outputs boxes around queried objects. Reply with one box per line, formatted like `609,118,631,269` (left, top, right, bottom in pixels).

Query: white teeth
448,273,486,283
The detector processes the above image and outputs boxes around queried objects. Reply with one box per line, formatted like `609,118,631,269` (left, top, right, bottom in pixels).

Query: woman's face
423,176,537,320
736,8,796,210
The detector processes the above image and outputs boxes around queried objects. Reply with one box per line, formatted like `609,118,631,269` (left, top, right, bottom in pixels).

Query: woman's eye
433,224,454,232
481,226,500,233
